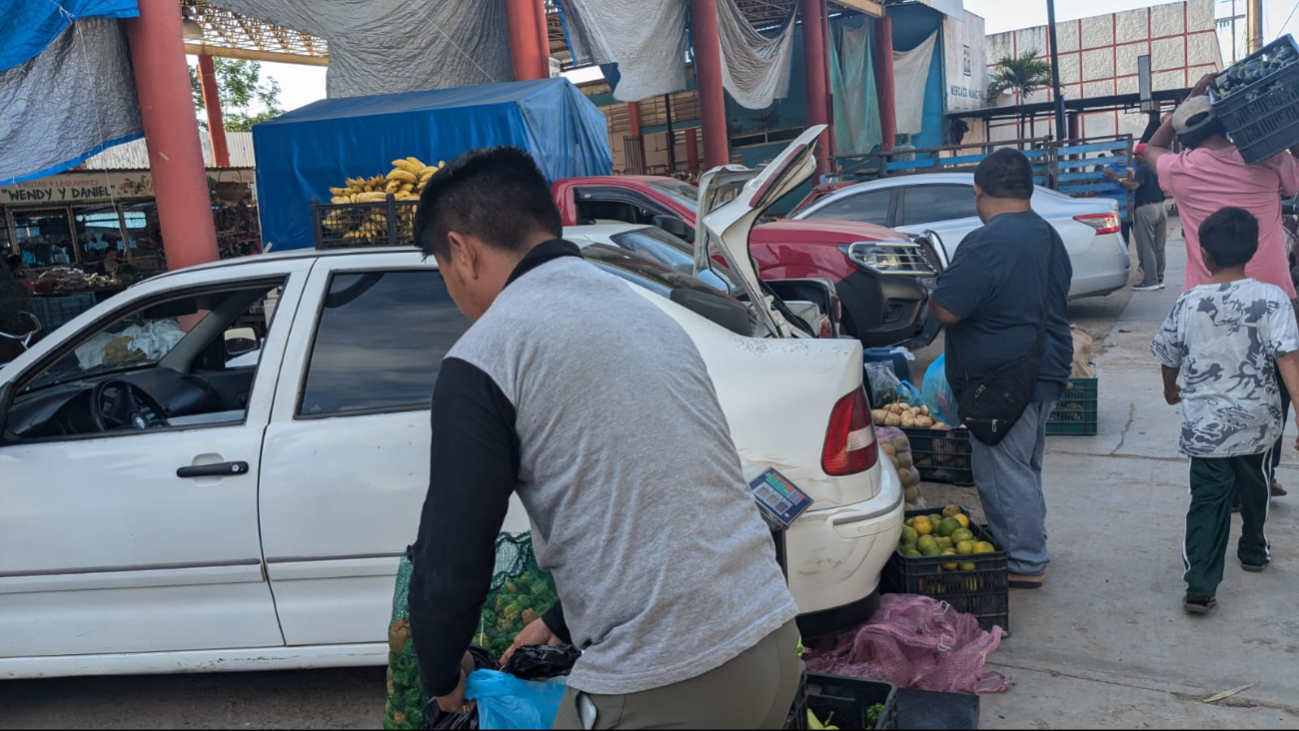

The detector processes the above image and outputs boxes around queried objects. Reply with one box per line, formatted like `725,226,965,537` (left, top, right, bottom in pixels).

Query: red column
627,102,642,137
196,54,230,167
505,0,545,81
801,0,830,171
874,15,897,153
125,0,218,270
690,0,729,169
685,127,700,170
533,0,552,78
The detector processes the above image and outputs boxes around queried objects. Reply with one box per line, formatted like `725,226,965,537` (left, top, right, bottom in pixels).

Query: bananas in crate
322,158,445,245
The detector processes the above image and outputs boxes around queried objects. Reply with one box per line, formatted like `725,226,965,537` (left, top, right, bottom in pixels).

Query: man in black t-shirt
930,149,1074,590
1106,143,1167,291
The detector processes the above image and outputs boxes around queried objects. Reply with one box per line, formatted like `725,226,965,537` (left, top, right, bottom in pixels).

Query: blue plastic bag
897,380,923,405
922,355,960,427
466,670,568,731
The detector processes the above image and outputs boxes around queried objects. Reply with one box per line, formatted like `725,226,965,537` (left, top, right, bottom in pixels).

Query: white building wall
984,0,1223,143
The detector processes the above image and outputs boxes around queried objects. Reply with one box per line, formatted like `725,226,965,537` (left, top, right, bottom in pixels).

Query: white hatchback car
0,127,903,679
792,172,1131,298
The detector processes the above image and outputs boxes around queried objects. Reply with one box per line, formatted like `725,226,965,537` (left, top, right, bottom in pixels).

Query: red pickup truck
552,176,934,348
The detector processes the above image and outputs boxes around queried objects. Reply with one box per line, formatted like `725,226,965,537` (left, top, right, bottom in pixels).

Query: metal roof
83,131,256,170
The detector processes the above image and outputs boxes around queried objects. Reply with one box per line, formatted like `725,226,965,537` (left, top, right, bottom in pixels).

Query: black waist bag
951,239,1058,447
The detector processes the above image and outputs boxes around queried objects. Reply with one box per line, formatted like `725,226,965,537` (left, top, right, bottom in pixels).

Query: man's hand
1164,385,1182,406
434,651,477,715
1190,72,1218,98
499,617,562,666
1103,167,1119,180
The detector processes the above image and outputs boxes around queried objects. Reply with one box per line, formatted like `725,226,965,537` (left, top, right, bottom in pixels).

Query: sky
247,0,1299,114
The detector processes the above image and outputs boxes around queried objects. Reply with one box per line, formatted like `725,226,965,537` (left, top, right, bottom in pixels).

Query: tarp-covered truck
252,78,614,251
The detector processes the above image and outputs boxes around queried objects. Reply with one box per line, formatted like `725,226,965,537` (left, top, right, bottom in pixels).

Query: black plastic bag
500,645,581,681
426,646,501,730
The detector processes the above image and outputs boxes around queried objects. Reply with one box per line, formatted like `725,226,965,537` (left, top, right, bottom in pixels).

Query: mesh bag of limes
884,505,1010,634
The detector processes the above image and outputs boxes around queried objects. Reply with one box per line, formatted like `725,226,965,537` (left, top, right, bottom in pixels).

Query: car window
610,227,738,293
646,179,700,209
22,283,280,395
900,185,979,226
299,270,469,417
805,189,893,226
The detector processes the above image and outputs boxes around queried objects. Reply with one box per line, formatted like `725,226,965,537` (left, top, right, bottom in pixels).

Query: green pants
1186,454,1272,597
551,621,801,730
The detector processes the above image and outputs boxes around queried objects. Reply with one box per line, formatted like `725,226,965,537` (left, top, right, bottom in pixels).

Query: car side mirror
224,326,260,357
652,215,690,240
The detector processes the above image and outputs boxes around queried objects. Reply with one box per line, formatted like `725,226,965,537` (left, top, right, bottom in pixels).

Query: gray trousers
1134,202,1168,287
970,400,1055,576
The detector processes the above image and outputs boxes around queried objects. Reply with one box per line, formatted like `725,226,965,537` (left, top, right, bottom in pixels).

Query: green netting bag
383,533,558,730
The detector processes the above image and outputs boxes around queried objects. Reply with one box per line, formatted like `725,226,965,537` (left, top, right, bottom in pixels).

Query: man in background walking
1106,143,1167,291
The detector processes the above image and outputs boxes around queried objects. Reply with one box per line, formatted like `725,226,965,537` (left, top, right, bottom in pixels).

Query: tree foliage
190,58,284,131
986,50,1054,103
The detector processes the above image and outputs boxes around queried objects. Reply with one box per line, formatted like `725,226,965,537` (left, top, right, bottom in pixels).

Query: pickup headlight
838,242,935,276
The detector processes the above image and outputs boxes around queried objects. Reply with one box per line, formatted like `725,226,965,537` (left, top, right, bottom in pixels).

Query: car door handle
177,461,250,479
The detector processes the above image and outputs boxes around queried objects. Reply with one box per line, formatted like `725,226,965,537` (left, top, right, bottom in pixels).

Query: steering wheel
90,379,170,432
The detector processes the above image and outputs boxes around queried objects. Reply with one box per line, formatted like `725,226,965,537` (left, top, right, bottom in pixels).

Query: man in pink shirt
1147,74,1299,499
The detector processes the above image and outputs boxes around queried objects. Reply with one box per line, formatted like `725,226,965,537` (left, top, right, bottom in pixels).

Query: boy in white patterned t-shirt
1151,207,1299,616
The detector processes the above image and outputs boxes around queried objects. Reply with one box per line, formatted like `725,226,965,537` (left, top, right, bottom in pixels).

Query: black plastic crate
882,507,1009,634
806,673,898,731
29,292,98,334
1047,372,1098,436
901,427,974,486
311,197,420,250
1212,35,1299,164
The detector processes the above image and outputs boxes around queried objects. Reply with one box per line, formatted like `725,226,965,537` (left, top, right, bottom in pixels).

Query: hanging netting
384,533,559,731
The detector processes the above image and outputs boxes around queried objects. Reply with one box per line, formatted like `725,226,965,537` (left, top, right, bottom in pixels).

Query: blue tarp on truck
252,78,613,251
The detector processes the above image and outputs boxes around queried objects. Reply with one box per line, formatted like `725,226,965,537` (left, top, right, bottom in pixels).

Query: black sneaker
1242,562,1268,573
1183,595,1217,615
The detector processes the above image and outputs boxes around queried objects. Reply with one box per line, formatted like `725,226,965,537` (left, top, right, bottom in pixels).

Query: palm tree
986,50,1054,138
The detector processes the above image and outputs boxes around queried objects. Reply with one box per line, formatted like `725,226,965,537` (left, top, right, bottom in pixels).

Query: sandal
1183,595,1217,615
1009,573,1046,590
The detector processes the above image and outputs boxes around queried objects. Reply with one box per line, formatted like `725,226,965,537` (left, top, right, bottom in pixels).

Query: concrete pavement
979,225,1299,728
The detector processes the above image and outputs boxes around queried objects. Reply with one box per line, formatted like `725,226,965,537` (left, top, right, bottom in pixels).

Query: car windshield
646,179,700,210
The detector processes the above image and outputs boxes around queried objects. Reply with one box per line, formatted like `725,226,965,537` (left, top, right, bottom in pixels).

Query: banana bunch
329,174,389,204
384,157,442,201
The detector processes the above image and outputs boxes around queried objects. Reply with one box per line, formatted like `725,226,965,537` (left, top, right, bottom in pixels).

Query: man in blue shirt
1105,143,1167,291
930,149,1074,589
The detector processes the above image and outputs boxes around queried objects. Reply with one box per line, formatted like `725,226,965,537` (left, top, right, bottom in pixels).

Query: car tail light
1074,213,1121,235
822,388,878,476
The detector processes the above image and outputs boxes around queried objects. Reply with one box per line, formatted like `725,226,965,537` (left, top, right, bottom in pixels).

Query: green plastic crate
1047,372,1098,436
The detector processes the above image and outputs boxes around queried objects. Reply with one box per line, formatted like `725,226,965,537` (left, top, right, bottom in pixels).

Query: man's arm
929,298,962,326
1147,73,1217,172
930,240,991,328
1161,365,1182,405
409,357,519,704
1278,352,1299,443
1103,167,1141,191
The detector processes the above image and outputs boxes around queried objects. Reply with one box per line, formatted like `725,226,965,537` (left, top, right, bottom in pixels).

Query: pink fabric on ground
804,594,1007,694
1157,147,1299,299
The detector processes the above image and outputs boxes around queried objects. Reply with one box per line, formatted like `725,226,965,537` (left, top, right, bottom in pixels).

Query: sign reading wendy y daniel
944,9,988,115
0,169,255,207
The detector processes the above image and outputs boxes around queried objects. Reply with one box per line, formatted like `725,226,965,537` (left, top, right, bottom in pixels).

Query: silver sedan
791,172,1132,298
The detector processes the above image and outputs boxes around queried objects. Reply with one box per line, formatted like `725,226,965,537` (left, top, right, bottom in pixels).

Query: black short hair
414,147,562,261
1178,118,1227,149
974,148,1035,200
4,254,21,272
1199,207,1259,267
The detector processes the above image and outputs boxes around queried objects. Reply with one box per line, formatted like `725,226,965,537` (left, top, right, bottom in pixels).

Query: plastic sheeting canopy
252,78,614,252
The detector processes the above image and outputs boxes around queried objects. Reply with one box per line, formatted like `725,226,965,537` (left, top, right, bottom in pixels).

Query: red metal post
534,0,552,78
801,0,831,171
685,127,700,171
627,102,642,137
690,0,730,169
125,0,219,270
196,54,230,167
505,0,545,81
874,15,897,152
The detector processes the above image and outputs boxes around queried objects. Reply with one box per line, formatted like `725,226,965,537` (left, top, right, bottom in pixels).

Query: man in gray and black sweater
407,147,800,730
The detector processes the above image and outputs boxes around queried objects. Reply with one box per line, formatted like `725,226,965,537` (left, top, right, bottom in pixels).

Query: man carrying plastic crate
1146,73,1299,500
